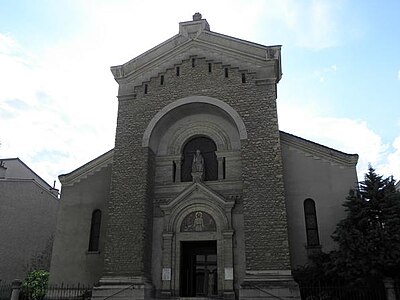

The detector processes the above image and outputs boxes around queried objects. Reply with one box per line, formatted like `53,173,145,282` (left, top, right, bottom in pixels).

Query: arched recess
169,200,230,234
167,121,230,155
142,95,247,152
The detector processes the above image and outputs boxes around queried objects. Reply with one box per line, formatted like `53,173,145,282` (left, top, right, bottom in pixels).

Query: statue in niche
192,149,204,173
194,212,204,231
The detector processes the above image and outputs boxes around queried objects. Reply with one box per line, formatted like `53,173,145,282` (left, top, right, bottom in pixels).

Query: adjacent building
0,158,59,283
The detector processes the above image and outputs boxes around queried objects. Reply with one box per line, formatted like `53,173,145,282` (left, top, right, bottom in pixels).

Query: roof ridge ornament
193,12,202,21
179,13,210,37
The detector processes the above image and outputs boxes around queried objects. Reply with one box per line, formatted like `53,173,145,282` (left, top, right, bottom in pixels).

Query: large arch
142,95,248,149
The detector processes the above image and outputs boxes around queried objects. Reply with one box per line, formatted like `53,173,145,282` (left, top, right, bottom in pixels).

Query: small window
176,66,180,76
208,63,212,73
241,73,246,83
160,75,164,85
172,161,176,182
304,199,320,247
192,58,195,68
88,209,102,251
222,157,226,179
224,68,229,78
144,84,148,94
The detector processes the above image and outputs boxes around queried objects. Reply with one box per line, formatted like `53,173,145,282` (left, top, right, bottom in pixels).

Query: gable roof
58,149,113,187
0,158,53,190
110,15,282,94
280,131,359,167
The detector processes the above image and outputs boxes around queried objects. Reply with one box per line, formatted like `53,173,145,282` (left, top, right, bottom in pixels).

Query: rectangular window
304,199,320,246
88,210,102,251
160,75,164,85
172,161,176,182
208,63,212,73
224,68,229,78
176,66,180,76
241,73,246,83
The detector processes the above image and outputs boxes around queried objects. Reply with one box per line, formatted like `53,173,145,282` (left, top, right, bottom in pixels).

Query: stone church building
49,14,358,299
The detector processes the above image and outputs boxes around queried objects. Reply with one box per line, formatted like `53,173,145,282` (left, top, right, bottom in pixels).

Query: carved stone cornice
280,131,358,167
59,149,113,187
111,17,282,95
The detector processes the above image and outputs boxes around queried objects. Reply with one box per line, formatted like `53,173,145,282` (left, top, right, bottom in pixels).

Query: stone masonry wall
104,55,290,277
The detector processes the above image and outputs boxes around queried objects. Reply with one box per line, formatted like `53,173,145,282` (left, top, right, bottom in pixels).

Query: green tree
22,270,49,300
330,167,400,283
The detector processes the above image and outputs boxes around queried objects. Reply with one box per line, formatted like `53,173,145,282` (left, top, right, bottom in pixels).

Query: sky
0,0,399,190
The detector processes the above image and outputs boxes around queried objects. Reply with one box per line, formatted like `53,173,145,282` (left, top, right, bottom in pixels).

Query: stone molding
142,96,248,148
166,120,232,155
280,131,358,167
110,17,282,93
160,181,235,232
59,149,113,187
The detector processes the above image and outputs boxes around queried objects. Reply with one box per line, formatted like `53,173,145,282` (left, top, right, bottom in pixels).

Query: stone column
222,231,235,299
384,278,396,300
161,232,173,297
171,156,181,183
10,280,22,300
218,157,224,180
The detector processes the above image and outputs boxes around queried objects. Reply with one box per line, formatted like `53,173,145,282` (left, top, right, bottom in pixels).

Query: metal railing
20,283,92,300
0,284,11,300
298,281,387,300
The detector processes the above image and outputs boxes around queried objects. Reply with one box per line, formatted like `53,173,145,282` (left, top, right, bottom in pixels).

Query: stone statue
192,149,204,173
194,212,204,232
208,269,216,295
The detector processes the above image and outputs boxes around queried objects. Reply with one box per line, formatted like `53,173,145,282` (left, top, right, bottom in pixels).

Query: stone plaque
162,268,171,280
224,267,233,280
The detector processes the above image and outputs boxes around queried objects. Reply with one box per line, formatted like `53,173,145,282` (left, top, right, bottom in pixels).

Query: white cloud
257,0,344,49
277,101,392,181
380,136,400,181
314,65,338,83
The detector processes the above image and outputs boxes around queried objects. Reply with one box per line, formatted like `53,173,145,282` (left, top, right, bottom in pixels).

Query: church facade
49,14,358,300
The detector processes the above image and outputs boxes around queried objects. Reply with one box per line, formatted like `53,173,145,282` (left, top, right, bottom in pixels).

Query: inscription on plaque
162,268,171,280
224,267,233,280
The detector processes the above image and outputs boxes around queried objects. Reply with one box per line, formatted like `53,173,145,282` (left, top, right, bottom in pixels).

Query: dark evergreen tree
330,167,400,283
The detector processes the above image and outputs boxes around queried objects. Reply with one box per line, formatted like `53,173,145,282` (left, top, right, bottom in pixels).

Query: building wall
281,142,358,268
49,165,111,285
105,53,290,286
0,180,59,283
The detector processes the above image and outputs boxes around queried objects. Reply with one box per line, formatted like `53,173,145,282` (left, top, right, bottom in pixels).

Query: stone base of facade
239,270,300,300
92,276,154,300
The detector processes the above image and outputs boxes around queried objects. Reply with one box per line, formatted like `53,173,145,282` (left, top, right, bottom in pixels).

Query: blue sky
0,0,399,188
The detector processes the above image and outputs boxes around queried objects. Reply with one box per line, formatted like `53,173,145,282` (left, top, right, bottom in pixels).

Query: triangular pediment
160,181,235,215
111,17,281,90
